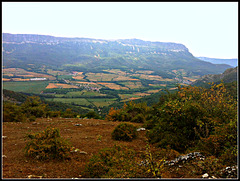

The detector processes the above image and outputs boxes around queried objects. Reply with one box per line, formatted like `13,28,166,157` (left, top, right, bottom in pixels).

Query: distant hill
2,89,89,114
2,33,232,77
3,89,28,104
191,66,238,87
197,57,238,67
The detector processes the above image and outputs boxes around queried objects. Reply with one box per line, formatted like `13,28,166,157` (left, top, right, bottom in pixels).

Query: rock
136,128,146,131
75,124,82,126
165,152,205,166
219,165,238,178
79,151,87,154
27,175,43,179
202,173,209,178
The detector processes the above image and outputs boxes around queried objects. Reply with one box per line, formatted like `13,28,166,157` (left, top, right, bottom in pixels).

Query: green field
66,91,106,97
3,81,50,94
57,75,73,79
45,98,92,106
65,91,84,97
87,98,117,107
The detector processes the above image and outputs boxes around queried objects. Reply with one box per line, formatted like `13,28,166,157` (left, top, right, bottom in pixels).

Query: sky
2,2,238,59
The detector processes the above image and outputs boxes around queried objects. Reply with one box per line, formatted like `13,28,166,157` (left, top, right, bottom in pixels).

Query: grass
97,82,128,90
3,81,51,94
45,98,92,106
120,81,143,89
57,75,73,79
87,98,117,107
86,73,116,82
66,91,106,97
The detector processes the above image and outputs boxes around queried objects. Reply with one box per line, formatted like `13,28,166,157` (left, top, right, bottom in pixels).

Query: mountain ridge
197,56,237,67
2,33,232,77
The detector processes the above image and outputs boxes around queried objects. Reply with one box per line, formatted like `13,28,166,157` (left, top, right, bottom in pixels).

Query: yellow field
103,69,127,75
86,73,116,81
76,81,98,85
73,72,83,75
2,78,11,81
183,77,198,82
97,82,129,90
146,89,161,93
136,70,154,74
128,97,141,101
72,75,85,80
149,84,167,87
169,87,178,90
45,83,58,89
112,76,134,81
46,83,79,89
11,78,30,81
124,82,142,89
3,68,56,81
133,92,151,97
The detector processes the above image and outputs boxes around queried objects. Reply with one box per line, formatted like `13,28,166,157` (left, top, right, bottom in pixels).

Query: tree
21,96,48,119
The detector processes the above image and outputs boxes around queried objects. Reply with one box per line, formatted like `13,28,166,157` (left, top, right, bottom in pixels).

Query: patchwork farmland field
46,83,79,89
3,81,51,94
97,82,129,90
3,68,56,80
45,98,92,106
88,98,118,107
2,67,180,112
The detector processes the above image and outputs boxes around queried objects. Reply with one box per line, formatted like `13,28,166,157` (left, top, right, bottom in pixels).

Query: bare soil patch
2,118,147,178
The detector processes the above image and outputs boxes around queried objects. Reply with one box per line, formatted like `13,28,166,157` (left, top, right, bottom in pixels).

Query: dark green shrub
85,111,100,119
24,127,72,160
3,101,27,122
112,123,138,141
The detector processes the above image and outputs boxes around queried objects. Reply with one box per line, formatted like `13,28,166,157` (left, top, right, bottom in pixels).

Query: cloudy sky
2,2,238,58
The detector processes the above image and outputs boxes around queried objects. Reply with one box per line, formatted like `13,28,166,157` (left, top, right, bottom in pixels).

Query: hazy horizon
2,2,238,59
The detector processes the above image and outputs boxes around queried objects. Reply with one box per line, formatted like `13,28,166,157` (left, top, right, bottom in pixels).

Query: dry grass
133,93,151,97
86,73,116,82
45,83,58,89
169,87,178,90
11,78,30,81
146,89,161,94
76,82,98,85
2,118,147,179
97,83,129,90
45,83,79,89
2,78,11,81
72,76,85,80
112,76,133,81
183,77,198,82
3,68,56,81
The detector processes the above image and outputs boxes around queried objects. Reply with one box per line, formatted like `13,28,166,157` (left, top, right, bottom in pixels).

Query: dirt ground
2,118,147,178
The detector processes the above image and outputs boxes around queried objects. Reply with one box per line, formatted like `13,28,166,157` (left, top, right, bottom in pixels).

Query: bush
111,123,138,141
24,127,72,160
106,102,150,123
85,111,100,119
146,83,237,153
83,145,149,178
